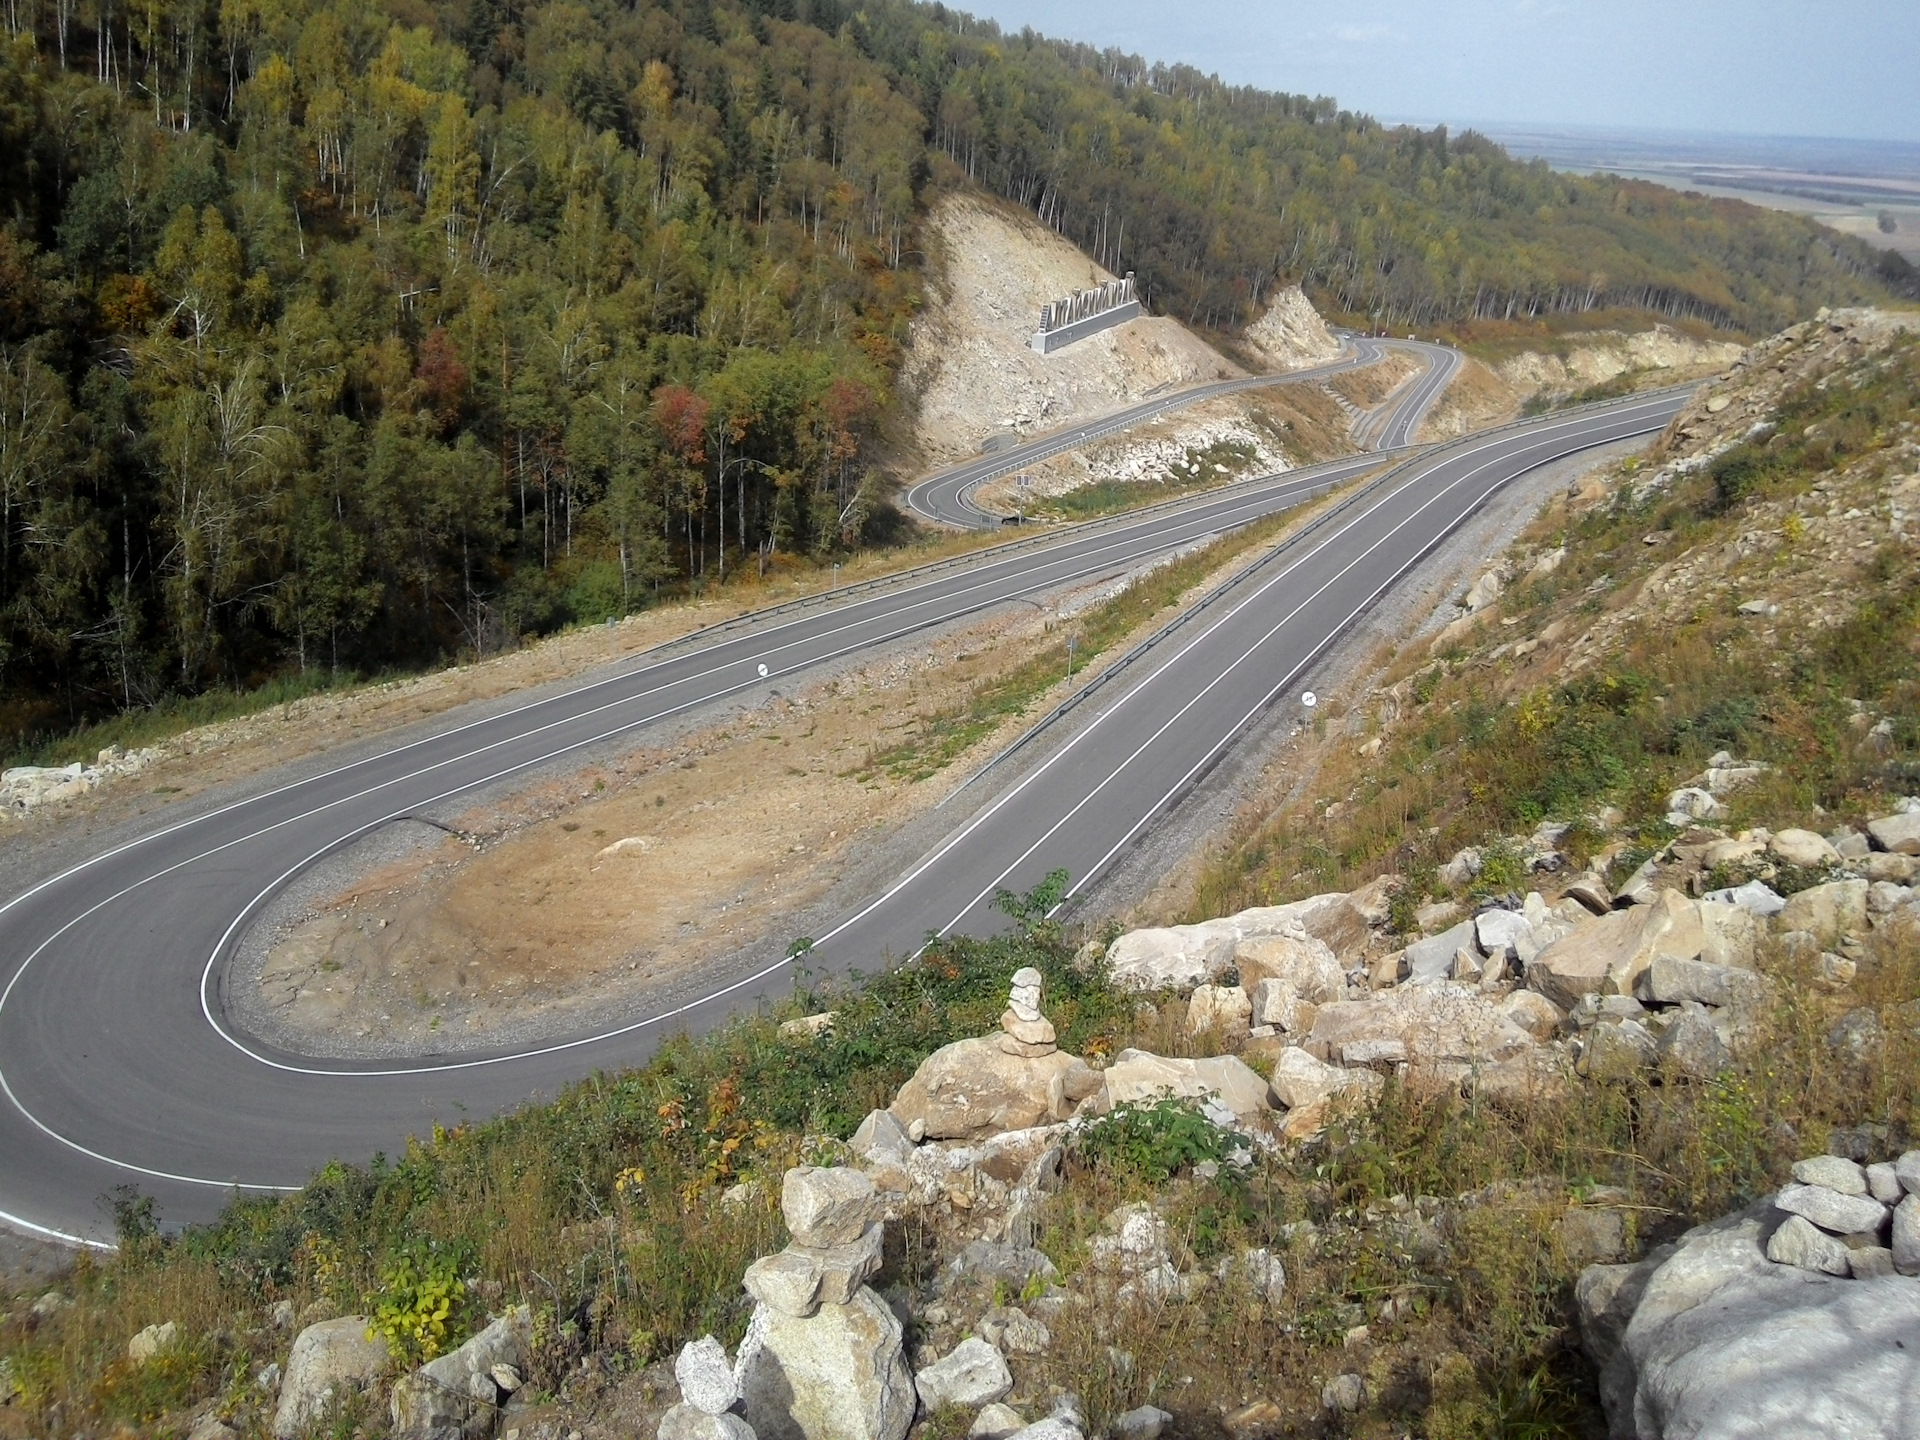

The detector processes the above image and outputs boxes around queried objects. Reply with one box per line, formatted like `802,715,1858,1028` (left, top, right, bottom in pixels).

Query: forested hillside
0,0,1909,747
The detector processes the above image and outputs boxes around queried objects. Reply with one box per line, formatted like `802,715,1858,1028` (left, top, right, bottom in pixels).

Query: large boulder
1770,828,1840,868
1526,892,1749,1010
390,1307,531,1440
1266,1047,1381,1138
913,1337,1013,1411
1098,1049,1270,1123
1404,920,1477,986
1303,985,1538,1069
1777,880,1869,946
1577,1201,1920,1438
1104,894,1368,989
734,1289,915,1440
1103,924,1234,990
274,1317,391,1440
1233,930,1347,1000
888,1038,1096,1141
1867,809,1920,856
1185,984,1252,1041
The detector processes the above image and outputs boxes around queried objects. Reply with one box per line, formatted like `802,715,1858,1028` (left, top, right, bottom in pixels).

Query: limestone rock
659,1405,757,1440
1215,1247,1286,1304
1320,1374,1365,1412
1702,879,1787,917
1105,895,1369,990
391,1307,531,1440
783,1167,879,1248
128,1321,178,1364
1405,919,1476,986
888,1038,1088,1141
1580,1018,1658,1075
970,1404,1026,1440
273,1318,391,1440
1593,1201,1920,1438
1774,1183,1886,1237
1233,930,1346,1000
745,1252,826,1318
1103,924,1235,990
1637,954,1764,1010
1527,890,1722,1009
677,1335,742,1417
1867,809,1920,856
1560,1206,1629,1266
913,1337,1012,1412
1657,1006,1730,1077
795,1225,886,1308
1766,1213,1853,1274
1099,1049,1270,1123
1777,880,1869,945
734,1289,915,1440
1865,1162,1903,1204
1304,984,1538,1069
850,1110,913,1167
1110,1405,1172,1440
977,1306,1050,1355
1897,1151,1920,1197
187,1416,239,1440
1894,1195,1920,1277
1847,1247,1896,1279
1499,989,1567,1041
1248,977,1312,1031
1266,1047,1380,1137
1771,828,1840,868
1185,984,1251,1040
1563,873,1614,914
999,1012,1056,1048
1475,908,1537,963
1792,1156,1869,1196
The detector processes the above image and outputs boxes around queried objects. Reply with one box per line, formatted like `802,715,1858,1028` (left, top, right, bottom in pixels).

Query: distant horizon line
1377,117,1920,152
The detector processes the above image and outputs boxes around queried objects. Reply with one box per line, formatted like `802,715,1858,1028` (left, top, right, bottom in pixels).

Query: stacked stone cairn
731,1166,916,1440
1000,968,1054,1056
1764,1149,1920,1278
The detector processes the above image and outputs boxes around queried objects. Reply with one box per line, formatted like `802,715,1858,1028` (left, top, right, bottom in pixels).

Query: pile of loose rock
1579,1148,1920,1438
0,746,160,818
651,1162,1187,1440
1763,1150,1920,1279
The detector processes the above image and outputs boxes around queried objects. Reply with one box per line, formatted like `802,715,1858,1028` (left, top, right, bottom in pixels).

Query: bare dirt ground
231,489,1366,1057
903,194,1246,462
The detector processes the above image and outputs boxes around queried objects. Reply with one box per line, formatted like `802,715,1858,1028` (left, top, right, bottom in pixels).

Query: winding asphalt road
902,336,1440,527
0,365,1686,1246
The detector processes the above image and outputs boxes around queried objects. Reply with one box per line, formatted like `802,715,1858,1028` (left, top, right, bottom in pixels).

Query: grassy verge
858,500,1318,783
1024,440,1263,522
1193,333,1920,920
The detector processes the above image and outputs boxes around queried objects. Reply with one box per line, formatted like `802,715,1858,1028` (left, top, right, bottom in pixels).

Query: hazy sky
959,0,1920,144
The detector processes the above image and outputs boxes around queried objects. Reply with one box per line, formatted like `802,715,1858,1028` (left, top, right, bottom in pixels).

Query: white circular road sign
1301,691,1318,708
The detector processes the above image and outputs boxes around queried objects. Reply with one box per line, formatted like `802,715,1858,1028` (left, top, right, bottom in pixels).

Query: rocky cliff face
902,195,1243,463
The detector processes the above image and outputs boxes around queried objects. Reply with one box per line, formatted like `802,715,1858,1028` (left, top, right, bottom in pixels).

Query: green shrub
1071,1098,1237,1182
367,1244,472,1363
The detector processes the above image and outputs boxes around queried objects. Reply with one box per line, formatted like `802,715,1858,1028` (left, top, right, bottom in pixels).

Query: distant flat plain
1468,124,1920,263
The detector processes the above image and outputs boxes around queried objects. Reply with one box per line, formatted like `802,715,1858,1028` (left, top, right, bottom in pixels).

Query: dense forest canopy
0,0,1910,746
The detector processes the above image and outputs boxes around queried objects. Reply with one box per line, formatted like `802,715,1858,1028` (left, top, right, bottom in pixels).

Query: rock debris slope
904,195,1244,462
